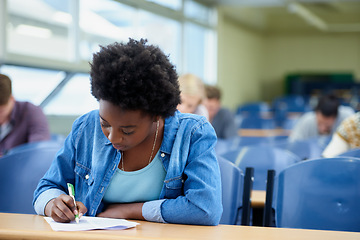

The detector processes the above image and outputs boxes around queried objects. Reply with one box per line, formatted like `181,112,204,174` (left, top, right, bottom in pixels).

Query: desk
238,129,290,137
251,190,266,207
1,213,359,240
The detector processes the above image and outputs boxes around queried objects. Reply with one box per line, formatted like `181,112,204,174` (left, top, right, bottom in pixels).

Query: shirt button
161,153,165,157
85,174,90,180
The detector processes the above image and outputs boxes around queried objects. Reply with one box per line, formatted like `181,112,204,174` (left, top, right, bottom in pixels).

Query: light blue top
103,151,166,203
33,110,222,226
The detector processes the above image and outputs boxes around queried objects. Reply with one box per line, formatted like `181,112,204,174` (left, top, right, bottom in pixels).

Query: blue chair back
272,95,310,113
286,136,330,160
218,156,244,225
272,95,310,127
221,145,301,190
238,116,276,129
215,136,289,156
337,148,360,158
0,141,61,214
5,140,63,155
273,157,360,232
236,102,271,116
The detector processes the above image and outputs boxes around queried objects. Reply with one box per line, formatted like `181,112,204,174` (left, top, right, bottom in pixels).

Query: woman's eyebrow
119,125,137,128
99,115,108,122
99,115,136,128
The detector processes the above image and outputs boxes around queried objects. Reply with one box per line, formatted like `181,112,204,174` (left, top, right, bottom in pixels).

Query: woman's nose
108,129,123,143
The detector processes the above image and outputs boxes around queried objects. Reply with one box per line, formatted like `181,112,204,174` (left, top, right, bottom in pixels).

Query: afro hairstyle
90,38,181,118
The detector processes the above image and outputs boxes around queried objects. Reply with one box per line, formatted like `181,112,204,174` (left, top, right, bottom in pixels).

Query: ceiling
206,0,360,34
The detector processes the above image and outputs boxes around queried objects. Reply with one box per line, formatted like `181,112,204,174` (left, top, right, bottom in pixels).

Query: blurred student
322,112,360,158
33,39,222,226
203,85,237,139
289,94,354,142
0,74,50,156
177,73,209,120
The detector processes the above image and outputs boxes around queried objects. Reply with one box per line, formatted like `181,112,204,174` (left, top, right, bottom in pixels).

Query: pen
67,183,80,223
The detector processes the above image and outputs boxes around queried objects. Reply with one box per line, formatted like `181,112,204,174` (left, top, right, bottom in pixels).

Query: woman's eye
123,131,134,135
101,123,110,128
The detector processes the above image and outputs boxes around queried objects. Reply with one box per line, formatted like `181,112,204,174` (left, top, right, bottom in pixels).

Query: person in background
0,74,50,156
33,39,222,226
203,85,237,139
177,73,209,120
322,112,360,158
289,94,354,142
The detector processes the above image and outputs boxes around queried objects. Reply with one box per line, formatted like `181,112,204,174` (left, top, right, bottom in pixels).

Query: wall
217,8,264,111
46,115,79,136
261,33,360,102
217,7,360,109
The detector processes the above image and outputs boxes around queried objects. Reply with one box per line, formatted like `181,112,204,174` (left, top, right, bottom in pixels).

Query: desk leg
252,207,263,226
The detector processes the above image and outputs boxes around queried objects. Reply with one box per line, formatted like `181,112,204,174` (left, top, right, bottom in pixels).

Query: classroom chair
218,156,253,225
236,102,271,117
264,157,360,232
337,147,360,158
272,95,310,127
0,141,61,214
221,145,301,190
215,135,289,156
238,116,276,129
286,136,330,160
5,140,63,155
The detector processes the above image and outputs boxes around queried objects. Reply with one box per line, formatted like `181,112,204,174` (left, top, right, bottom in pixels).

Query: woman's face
99,100,155,151
177,93,201,114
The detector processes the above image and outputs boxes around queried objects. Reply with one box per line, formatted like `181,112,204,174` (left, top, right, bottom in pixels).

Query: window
184,22,217,84
184,0,214,25
137,10,181,68
0,65,65,106
2,0,217,115
43,73,98,115
146,0,182,11
79,0,137,61
7,0,73,61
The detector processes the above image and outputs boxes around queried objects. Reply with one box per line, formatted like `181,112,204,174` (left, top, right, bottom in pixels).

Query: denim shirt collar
160,111,180,155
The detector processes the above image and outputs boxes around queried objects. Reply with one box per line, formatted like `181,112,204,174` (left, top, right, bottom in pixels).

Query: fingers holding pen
45,194,87,223
76,201,87,218
50,194,77,223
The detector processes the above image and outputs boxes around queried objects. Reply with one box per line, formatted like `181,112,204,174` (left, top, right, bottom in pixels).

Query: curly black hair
90,38,181,118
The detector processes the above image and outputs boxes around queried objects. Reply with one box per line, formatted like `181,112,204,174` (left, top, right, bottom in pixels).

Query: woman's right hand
44,194,87,223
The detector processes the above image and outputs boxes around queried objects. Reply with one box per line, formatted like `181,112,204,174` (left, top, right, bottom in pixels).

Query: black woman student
33,39,222,226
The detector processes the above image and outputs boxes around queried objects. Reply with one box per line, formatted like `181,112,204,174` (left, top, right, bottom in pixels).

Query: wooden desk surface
239,129,291,137
1,213,360,240
251,190,266,208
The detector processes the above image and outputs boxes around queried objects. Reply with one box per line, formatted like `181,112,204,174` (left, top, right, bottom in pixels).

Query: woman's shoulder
70,110,99,133
171,110,208,125
166,110,214,136
74,109,99,122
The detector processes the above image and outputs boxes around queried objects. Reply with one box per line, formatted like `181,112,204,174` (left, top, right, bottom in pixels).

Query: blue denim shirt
33,110,222,226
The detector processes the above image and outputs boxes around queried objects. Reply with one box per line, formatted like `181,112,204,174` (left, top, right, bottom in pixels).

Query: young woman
33,39,222,226
177,73,209,120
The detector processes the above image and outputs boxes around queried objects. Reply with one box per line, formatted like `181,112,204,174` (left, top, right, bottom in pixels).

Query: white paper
44,216,139,231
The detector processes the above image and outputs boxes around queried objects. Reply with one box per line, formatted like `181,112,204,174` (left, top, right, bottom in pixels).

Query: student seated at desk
203,85,237,139
33,39,222,226
176,73,209,120
0,74,50,156
289,94,354,142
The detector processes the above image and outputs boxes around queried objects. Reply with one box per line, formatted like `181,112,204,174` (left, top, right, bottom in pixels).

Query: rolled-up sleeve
34,188,66,215
142,199,166,223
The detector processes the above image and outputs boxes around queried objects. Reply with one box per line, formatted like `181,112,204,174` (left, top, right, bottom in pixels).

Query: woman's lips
112,144,126,151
